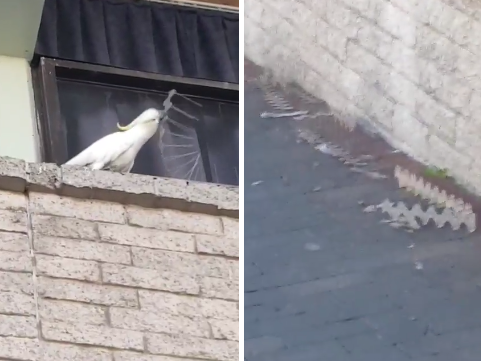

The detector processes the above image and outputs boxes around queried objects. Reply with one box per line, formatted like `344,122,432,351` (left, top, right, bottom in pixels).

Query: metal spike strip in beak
174,91,203,107
117,89,177,131
163,89,177,112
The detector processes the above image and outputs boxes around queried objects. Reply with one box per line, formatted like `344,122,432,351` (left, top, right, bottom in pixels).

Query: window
171,0,239,9
31,58,239,186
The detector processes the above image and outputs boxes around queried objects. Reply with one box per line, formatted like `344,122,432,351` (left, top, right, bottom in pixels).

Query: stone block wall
245,0,481,193
0,157,239,361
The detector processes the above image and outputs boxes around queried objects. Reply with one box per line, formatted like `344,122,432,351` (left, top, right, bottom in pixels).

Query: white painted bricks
0,164,239,361
245,0,481,194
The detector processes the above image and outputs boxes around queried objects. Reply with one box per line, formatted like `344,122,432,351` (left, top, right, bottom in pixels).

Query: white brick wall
0,159,239,361
245,0,481,193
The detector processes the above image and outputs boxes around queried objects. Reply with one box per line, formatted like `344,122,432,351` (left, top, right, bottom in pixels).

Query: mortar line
24,188,42,341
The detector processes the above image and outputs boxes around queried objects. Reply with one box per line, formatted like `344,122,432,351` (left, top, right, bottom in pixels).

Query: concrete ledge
0,157,238,218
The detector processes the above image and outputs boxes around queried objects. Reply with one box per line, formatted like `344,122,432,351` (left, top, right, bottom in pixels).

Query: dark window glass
56,79,239,185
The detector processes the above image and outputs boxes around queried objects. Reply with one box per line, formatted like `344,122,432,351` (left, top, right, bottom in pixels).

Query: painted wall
245,0,481,194
0,56,39,162
0,0,44,162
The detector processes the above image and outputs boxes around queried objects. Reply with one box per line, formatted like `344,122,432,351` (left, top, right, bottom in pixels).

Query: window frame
31,57,239,183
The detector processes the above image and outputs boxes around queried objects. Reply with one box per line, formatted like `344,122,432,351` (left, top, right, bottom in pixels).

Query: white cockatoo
65,90,177,173
64,108,165,173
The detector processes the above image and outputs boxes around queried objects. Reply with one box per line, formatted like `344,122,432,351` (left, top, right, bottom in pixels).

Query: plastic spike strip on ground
263,89,294,111
293,111,334,121
260,110,308,119
296,89,323,104
257,74,353,130
313,141,379,172
394,166,473,213
291,88,355,131
374,199,476,233
393,166,476,232
258,76,294,111
297,130,387,180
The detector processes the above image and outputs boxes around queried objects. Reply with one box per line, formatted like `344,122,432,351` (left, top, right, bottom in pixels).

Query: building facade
0,0,239,359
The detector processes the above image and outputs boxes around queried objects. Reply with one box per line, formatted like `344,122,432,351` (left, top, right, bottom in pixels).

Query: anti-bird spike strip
257,73,293,111
262,85,294,111
294,111,334,121
374,199,476,233
295,88,322,104
394,166,473,213
257,71,355,130
291,87,355,131
297,130,387,179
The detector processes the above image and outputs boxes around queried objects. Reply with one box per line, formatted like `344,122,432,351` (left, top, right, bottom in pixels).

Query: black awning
34,0,239,83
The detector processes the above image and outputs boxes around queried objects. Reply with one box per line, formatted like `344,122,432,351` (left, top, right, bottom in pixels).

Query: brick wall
245,0,481,193
0,157,239,361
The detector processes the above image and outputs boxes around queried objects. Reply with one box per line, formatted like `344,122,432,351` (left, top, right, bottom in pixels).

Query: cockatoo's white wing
65,132,137,169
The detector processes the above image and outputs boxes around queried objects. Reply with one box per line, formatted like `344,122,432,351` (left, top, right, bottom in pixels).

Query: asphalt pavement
244,82,481,361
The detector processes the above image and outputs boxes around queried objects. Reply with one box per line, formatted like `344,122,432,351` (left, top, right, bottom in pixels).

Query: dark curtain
57,80,239,185
35,0,239,83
